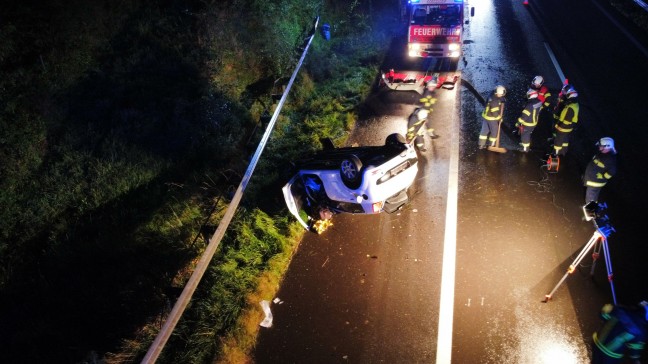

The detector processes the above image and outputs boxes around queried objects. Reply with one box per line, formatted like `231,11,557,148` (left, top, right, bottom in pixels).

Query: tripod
542,225,617,304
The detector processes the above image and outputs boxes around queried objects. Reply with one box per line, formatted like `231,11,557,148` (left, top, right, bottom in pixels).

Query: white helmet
495,85,506,97
417,108,429,119
597,137,616,153
532,75,544,88
526,88,539,99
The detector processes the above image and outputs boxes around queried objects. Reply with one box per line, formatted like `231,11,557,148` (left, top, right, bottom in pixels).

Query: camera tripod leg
601,237,617,305
589,238,602,276
542,232,602,303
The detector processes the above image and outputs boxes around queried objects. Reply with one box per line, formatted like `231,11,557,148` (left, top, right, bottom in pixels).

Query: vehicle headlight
448,43,460,51
410,43,421,51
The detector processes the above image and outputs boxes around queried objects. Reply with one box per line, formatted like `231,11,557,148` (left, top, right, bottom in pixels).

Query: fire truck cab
405,0,473,58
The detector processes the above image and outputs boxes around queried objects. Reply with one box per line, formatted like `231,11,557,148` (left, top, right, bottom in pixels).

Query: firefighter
515,88,542,152
592,301,648,364
418,82,440,139
551,84,579,155
530,75,552,110
478,85,506,149
407,107,434,152
583,137,617,204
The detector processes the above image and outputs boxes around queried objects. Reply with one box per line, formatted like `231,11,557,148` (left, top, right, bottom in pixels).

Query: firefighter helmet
562,84,578,99
597,137,616,153
532,75,544,88
495,85,506,97
416,108,429,120
526,88,539,99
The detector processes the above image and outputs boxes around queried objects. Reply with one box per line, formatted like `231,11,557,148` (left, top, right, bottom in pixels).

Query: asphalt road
254,0,648,362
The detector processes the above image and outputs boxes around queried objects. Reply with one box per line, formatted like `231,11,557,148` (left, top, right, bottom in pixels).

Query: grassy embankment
0,0,394,362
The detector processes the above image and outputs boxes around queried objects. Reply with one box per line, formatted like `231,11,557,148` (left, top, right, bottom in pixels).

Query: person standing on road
406,107,434,152
592,301,648,364
583,137,617,204
478,85,506,149
531,75,552,111
551,84,579,155
515,88,542,152
418,82,440,139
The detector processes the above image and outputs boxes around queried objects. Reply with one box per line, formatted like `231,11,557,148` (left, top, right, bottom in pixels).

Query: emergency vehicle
405,0,473,58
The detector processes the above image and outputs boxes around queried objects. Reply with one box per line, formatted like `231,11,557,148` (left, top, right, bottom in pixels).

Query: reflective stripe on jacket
517,99,542,126
593,305,647,360
554,100,579,132
538,85,552,108
419,91,437,110
482,94,505,121
583,152,617,187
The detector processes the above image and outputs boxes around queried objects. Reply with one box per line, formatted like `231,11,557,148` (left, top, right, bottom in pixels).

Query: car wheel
340,155,362,188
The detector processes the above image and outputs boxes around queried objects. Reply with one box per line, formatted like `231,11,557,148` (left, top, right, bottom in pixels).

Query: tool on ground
546,154,560,171
487,120,507,153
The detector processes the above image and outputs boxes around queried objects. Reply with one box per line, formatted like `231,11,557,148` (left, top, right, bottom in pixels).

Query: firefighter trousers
479,118,500,147
552,130,572,155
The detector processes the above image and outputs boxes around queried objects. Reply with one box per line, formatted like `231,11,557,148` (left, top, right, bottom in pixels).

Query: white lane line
543,42,566,83
435,89,460,364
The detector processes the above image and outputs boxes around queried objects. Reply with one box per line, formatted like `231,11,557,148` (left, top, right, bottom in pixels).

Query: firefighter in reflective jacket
592,301,648,364
531,75,552,110
478,85,506,149
551,84,579,155
583,137,617,204
515,88,542,152
407,107,433,152
418,83,440,139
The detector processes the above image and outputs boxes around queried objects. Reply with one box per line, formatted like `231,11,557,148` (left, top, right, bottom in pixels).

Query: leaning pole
141,16,320,364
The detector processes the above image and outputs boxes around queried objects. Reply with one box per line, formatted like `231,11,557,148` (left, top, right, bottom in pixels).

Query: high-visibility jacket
517,98,542,127
593,304,647,360
419,89,437,110
584,151,617,188
481,94,505,121
553,99,579,132
535,85,552,109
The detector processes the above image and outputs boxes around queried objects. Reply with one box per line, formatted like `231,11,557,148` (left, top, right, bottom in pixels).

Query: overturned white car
282,133,419,233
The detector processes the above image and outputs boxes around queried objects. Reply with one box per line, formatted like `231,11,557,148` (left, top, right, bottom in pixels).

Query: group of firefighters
407,75,617,206
481,76,618,207
405,77,644,363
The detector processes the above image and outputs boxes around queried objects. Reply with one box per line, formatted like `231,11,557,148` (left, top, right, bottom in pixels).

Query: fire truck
404,0,473,58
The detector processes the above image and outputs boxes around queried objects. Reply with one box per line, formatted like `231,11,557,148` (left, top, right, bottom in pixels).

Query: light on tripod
542,202,617,304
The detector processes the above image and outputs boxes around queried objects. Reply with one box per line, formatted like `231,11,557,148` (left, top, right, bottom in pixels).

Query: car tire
340,155,362,189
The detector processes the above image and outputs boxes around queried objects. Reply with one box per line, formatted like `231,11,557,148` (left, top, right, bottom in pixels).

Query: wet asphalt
254,0,648,362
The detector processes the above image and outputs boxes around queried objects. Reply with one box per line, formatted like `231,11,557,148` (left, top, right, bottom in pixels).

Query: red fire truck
405,0,473,58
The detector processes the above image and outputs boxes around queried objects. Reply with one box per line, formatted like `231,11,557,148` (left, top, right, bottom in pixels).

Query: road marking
435,88,460,364
543,42,566,82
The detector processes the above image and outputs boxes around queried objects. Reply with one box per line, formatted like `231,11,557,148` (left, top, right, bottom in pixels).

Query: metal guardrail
140,16,320,364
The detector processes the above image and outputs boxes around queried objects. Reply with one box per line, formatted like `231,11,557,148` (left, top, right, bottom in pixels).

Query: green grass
0,0,393,362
